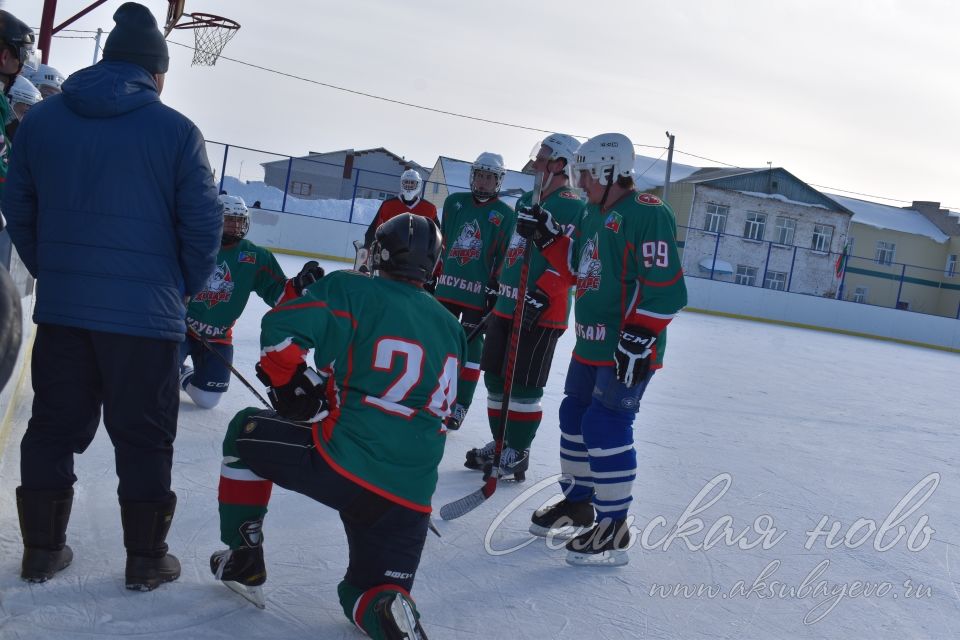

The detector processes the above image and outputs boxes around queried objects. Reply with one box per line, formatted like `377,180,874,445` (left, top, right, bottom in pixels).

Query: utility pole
663,131,676,202
92,28,103,65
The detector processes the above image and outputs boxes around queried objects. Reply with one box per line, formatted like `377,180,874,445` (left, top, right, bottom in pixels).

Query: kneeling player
180,194,322,408
211,214,466,639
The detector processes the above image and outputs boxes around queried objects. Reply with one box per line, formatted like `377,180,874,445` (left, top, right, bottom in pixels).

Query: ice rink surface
1,255,958,639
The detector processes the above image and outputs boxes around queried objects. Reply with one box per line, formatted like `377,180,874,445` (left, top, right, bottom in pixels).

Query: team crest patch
605,212,623,233
636,193,662,206
489,211,503,226
559,190,582,200
238,251,257,264
576,234,602,299
193,261,235,308
449,221,483,266
506,232,526,267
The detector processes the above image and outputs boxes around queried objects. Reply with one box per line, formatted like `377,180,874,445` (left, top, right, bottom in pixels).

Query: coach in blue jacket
3,2,221,591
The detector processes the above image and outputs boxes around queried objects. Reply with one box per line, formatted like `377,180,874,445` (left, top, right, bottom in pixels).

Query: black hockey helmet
0,11,35,65
371,213,442,283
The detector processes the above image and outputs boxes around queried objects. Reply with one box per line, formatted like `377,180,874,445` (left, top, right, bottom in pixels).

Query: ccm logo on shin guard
383,570,414,580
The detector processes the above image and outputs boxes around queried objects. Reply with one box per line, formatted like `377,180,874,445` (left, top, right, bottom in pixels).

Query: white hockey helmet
27,63,65,96
470,152,506,200
572,133,635,186
399,169,422,201
219,194,250,242
8,75,41,106
530,133,581,166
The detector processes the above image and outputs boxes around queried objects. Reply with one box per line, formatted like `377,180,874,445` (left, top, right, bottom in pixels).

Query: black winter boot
120,494,181,591
16,486,74,583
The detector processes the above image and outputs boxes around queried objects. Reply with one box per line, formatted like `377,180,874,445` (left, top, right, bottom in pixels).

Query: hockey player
0,10,36,187
464,134,585,481
180,194,323,409
516,133,687,566
434,152,515,430
210,214,464,639
361,169,438,251
8,75,41,120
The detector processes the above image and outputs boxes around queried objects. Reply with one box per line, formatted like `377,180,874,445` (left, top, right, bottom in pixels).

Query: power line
165,40,669,150
47,31,956,210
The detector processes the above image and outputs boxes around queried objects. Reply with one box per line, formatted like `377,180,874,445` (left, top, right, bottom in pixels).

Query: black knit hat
102,2,169,74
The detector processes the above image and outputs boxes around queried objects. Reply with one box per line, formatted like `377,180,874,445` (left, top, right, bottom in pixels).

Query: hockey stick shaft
190,330,272,409
465,309,493,343
440,174,543,520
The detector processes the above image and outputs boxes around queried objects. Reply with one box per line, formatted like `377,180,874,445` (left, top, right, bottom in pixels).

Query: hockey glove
292,261,325,296
614,327,657,388
521,289,549,332
255,361,330,423
515,204,562,250
483,280,499,314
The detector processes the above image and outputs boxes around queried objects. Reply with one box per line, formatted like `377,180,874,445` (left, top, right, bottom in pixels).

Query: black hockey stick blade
439,478,496,520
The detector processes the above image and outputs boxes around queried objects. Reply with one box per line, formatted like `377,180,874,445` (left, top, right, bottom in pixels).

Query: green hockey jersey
493,187,585,328
435,192,515,309
541,191,687,367
259,270,467,512
186,239,289,343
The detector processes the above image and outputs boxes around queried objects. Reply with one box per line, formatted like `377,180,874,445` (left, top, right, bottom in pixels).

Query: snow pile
634,153,700,191
736,190,830,209
219,176,383,225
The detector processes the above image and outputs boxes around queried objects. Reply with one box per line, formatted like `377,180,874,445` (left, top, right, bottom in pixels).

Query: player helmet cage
572,133,635,187
0,11,38,72
470,152,506,200
219,194,250,243
371,213,442,283
399,169,423,201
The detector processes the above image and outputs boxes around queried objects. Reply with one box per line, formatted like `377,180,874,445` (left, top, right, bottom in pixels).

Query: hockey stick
190,330,272,410
465,309,494,343
439,173,544,521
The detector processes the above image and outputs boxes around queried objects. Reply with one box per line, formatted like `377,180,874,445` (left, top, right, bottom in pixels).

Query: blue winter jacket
3,61,222,341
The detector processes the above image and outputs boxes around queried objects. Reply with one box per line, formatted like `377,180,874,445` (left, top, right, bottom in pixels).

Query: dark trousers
20,323,180,502
236,411,429,593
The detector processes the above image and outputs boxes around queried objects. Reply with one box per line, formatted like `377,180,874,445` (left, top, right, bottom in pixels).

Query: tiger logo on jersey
449,221,483,266
576,234,602,299
506,232,526,267
193,261,235,308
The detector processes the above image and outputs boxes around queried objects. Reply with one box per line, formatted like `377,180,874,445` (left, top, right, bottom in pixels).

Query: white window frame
773,217,796,246
290,181,312,196
811,224,833,253
875,241,896,266
735,265,758,286
853,286,867,303
743,212,766,241
704,203,729,234
946,254,957,277
763,270,787,291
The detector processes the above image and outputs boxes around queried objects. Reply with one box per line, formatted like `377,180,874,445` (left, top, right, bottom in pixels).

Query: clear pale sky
6,0,959,209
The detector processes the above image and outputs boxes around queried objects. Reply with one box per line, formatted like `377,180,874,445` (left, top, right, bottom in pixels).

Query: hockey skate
481,447,528,482
529,498,595,540
210,546,267,609
374,591,429,639
444,404,467,431
565,517,632,567
463,440,495,470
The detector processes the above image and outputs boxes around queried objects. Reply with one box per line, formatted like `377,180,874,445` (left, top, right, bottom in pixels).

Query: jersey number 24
362,338,459,420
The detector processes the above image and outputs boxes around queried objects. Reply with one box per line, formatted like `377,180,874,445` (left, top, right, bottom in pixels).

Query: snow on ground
1,255,959,639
